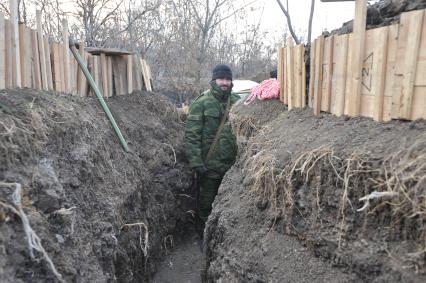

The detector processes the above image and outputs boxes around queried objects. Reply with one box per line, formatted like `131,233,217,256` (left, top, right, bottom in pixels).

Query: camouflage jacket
184,84,240,178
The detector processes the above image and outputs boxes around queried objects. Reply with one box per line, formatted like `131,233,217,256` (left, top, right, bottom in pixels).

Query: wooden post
62,19,70,93
31,30,42,90
4,20,13,88
9,0,21,87
77,42,87,96
321,36,334,112
372,27,389,122
301,45,307,107
347,0,366,117
294,44,303,108
277,47,284,102
107,56,113,96
19,24,31,88
309,40,316,108
331,34,349,116
313,36,325,115
101,53,108,98
286,39,295,110
399,11,424,120
127,54,133,93
36,10,48,90
51,43,61,91
44,36,54,90
0,14,5,89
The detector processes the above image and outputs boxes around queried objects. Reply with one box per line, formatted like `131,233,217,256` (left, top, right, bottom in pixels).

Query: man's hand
193,165,208,175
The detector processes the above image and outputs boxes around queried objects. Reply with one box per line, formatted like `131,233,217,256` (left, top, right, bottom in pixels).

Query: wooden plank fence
278,8,426,122
0,11,153,97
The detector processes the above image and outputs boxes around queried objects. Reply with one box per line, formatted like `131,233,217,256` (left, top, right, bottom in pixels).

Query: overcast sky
244,0,380,44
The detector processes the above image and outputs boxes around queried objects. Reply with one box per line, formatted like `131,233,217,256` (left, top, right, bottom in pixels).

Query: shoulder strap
205,96,232,163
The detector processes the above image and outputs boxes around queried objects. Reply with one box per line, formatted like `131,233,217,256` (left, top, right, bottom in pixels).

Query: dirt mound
203,99,426,282
329,0,426,35
0,89,194,282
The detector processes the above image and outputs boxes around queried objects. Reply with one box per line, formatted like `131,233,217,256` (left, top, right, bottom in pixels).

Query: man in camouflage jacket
185,64,240,225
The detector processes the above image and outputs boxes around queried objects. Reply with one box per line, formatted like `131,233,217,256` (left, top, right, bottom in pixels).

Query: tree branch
275,0,300,45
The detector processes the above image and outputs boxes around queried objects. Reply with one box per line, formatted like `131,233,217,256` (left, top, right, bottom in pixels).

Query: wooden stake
19,24,31,88
4,20,13,88
313,36,325,115
331,34,349,116
9,0,21,87
347,0,367,117
36,10,48,90
399,10,424,119
44,36,53,90
77,42,87,96
127,54,133,93
301,45,307,107
308,40,316,108
101,53,108,98
372,27,389,122
321,36,334,112
31,30,41,90
0,14,5,89
107,56,113,96
62,19,70,93
286,39,295,110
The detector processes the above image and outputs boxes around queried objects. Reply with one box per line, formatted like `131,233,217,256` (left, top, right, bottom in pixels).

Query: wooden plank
51,42,61,92
411,86,426,119
302,45,306,107
19,24,31,88
277,47,284,102
294,44,303,108
113,56,128,95
344,34,354,115
62,19,70,93
283,47,288,104
308,40,316,108
372,27,389,122
44,36,53,90
107,56,113,96
382,25,399,121
321,36,334,112
330,34,349,116
77,43,87,96
313,36,325,115
286,39,295,109
9,0,21,87
101,53,108,98
4,19,13,88
0,14,4,89
127,54,133,93
347,0,367,117
141,59,149,92
133,55,142,91
146,63,153,91
92,55,101,95
36,10,48,90
400,10,424,119
86,54,93,95
31,29,41,90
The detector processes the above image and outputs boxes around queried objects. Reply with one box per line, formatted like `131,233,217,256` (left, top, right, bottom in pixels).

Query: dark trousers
197,175,222,223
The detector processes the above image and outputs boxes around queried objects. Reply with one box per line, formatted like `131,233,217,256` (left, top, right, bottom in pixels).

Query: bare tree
276,0,316,44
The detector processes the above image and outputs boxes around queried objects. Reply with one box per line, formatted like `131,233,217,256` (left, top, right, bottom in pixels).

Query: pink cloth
244,79,280,105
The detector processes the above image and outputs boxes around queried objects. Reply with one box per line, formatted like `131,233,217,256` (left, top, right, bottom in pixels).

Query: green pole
69,38,129,152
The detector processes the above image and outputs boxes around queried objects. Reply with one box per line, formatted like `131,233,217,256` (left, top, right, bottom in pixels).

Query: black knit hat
212,64,233,81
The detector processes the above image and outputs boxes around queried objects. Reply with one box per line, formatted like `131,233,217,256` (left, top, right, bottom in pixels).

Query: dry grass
244,139,426,272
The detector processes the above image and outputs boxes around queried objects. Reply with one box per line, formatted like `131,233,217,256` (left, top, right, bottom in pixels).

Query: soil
203,98,426,282
0,89,195,282
152,234,203,283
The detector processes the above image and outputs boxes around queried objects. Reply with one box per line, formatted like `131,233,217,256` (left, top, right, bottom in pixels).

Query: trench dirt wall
0,89,193,282
204,99,426,282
